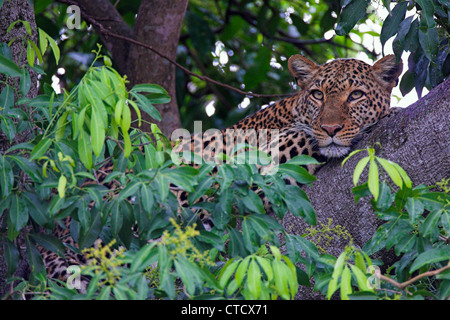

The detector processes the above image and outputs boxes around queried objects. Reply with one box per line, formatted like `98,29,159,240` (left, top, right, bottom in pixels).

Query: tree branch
76,14,293,100
57,0,132,75
378,264,450,292
283,78,450,299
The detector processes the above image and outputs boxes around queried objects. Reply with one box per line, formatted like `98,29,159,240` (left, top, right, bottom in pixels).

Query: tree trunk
281,78,450,299
66,0,186,136
0,0,39,299
126,0,187,136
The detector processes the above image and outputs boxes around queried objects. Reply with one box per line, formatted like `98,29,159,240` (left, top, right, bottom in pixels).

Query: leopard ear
372,55,403,91
288,55,318,88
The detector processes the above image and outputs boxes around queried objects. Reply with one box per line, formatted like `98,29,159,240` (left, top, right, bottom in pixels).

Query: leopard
38,53,402,288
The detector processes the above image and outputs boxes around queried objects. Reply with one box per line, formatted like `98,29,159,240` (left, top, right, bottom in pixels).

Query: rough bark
64,0,132,75
282,78,450,299
64,0,186,136
127,0,187,136
0,0,39,299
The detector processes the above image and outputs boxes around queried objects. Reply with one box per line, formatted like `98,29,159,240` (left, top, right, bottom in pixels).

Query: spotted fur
40,54,402,283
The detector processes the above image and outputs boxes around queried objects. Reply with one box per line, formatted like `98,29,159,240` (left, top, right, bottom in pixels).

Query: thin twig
80,14,294,100
379,264,450,292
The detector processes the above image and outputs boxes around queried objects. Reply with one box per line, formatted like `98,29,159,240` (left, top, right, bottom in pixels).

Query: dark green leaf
416,0,436,28
380,1,408,46
0,55,22,77
242,190,265,215
110,200,123,236
0,116,16,142
78,207,102,249
118,181,141,202
405,197,425,223
26,237,44,274
421,209,443,237
30,233,66,257
23,192,49,227
3,239,19,276
277,163,316,184
410,247,450,272
9,193,28,232
418,27,439,63
30,138,52,160
0,85,14,110
0,154,13,198
335,0,370,36
130,92,162,122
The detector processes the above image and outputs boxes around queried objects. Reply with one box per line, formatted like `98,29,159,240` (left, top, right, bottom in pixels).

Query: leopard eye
348,90,364,101
311,90,324,100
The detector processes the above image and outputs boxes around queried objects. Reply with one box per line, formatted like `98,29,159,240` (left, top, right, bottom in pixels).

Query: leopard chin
319,144,351,158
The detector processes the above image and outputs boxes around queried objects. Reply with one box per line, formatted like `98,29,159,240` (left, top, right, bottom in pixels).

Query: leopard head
288,54,402,158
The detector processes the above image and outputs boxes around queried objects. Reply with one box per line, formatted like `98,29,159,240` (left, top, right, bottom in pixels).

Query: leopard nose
321,124,343,137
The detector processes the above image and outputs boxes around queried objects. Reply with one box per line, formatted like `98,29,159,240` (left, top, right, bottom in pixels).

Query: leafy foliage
1,0,449,301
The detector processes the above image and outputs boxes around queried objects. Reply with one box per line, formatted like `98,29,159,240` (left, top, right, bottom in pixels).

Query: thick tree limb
58,0,132,75
281,78,450,299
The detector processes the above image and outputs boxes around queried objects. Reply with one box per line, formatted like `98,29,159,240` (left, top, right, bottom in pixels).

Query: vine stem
378,263,450,292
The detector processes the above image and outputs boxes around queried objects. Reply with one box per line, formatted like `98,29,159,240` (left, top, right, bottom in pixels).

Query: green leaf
0,84,14,109
28,39,43,65
55,111,69,141
110,200,123,236
188,176,213,205
272,259,290,300
368,159,379,201
410,247,450,273
0,55,22,77
327,251,347,299
131,92,162,122
405,197,425,223
390,162,412,188
57,175,67,198
418,27,439,63
353,156,370,186
243,190,265,215
0,154,13,198
278,163,317,184
118,181,141,202
335,0,370,36
421,209,443,237
164,166,198,192
0,115,16,142
30,138,52,160
78,129,93,169
340,266,352,300
30,233,65,257
376,157,404,188
90,107,105,157
140,183,154,213
3,240,19,276
9,193,28,232
256,256,273,282
219,259,239,288
247,258,262,299
20,67,31,96
286,155,321,166
26,237,44,274
9,155,42,183
26,40,35,67
416,0,437,28
130,243,157,273
235,257,250,286
154,174,169,202
349,264,373,292
380,1,408,46
282,185,316,225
